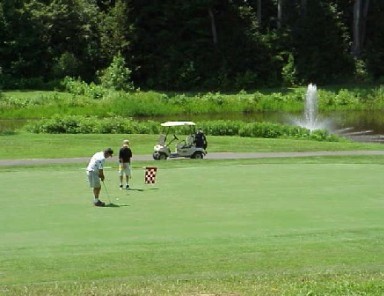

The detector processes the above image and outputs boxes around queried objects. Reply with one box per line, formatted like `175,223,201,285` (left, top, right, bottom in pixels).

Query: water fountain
291,84,380,142
293,83,332,131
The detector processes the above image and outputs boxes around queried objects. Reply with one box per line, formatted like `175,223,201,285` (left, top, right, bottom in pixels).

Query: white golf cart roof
161,121,196,127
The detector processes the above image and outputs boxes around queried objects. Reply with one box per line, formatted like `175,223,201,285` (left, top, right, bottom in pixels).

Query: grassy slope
1,159,383,295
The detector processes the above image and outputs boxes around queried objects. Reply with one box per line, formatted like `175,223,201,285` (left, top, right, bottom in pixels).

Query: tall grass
2,84,384,119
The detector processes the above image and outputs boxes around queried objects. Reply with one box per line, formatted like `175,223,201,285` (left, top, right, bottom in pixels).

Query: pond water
0,119,30,133
142,110,384,135
2,111,384,142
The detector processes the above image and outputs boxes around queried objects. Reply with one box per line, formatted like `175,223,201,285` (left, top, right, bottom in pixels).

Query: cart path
1,150,384,166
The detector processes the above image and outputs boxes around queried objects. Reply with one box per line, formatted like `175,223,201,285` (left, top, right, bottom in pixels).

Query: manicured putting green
0,161,383,294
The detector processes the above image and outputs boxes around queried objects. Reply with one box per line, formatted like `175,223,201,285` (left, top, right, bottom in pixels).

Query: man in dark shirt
118,140,132,189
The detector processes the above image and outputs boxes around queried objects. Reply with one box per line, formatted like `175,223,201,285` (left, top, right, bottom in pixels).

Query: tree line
1,0,383,91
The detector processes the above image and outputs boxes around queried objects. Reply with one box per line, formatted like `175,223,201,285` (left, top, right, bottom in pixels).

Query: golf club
102,180,112,204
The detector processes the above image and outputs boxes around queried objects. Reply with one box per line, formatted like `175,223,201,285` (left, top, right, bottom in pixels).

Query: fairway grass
1,159,384,295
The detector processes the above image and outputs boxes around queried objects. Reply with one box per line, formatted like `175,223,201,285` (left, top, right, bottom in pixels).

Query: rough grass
1,133,383,160
1,159,383,295
2,85,384,119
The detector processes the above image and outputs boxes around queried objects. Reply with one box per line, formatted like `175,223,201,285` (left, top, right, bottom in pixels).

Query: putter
102,181,112,204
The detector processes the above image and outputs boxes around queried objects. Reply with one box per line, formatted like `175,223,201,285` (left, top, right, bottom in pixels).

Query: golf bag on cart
195,130,208,150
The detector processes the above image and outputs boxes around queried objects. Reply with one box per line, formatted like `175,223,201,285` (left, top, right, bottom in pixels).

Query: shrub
24,116,160,134
24,116,343,142
282,53,299,87
61,77,106,99
98,53,134,92
52,52,81,79
200,120,243,136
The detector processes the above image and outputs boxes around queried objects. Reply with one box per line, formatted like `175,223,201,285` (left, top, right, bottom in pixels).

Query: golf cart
153,121,207,160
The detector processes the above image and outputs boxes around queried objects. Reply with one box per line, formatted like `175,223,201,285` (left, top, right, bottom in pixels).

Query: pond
142,110,384,135
0,119,30,133
1,111,384,142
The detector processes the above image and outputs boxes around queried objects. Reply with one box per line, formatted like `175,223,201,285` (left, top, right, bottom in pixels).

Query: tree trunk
277,0,283,29
360,0,370,53
257,0,262,26
352,0,369,57
352,0,362,57
208,8,218,45
300,0,307,17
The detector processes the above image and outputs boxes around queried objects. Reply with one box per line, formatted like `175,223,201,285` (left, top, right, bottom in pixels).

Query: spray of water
293,83,331,131
304,83,318,130
287,84,380,141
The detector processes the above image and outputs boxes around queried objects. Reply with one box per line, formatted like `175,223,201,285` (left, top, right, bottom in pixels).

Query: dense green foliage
2,84,384,121
23,115,342,142
1,1,384,90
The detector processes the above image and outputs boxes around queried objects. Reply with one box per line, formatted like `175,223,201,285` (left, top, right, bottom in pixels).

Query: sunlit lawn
1,158,383,295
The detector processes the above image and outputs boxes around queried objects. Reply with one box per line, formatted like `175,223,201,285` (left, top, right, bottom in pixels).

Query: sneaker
94,200,106,207
119,185,123,190
126,184,130,189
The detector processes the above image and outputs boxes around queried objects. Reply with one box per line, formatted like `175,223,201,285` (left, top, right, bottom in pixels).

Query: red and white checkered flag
144,167,157,184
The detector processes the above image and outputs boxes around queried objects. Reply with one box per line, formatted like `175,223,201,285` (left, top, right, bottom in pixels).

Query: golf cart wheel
191,152,204,159
158,153,168,160
153,152,160,160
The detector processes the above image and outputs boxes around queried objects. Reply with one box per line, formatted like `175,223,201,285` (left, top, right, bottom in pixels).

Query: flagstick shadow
129,187,159,192
105,203,130,208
